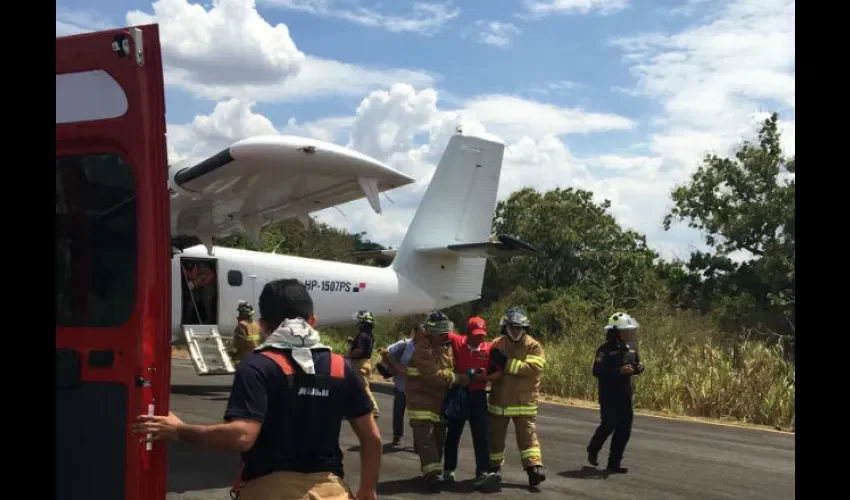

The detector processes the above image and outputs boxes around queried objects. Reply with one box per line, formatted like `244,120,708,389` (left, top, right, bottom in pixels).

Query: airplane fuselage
171,245,437,341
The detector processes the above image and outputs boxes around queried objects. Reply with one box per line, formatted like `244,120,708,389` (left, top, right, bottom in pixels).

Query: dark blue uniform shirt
224,349,373,481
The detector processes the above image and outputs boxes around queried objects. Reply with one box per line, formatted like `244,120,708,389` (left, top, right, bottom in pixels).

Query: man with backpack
134,279,382,500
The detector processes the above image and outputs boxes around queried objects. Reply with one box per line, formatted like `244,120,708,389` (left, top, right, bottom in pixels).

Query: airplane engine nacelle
168,164,201,200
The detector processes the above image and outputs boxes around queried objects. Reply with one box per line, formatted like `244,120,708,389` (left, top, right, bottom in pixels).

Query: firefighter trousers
353,358,379,416
239,471,354,500
410,418,446,477
587,395,634,467
489,415,542,469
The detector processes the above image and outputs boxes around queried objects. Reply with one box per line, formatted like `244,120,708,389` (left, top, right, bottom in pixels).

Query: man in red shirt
442,317,501,489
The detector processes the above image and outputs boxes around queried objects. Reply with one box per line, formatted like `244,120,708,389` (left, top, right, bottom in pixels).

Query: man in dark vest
134,278,382,500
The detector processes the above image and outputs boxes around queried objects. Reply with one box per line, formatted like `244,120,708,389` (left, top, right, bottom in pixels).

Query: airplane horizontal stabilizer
349,249,398,260
415,235,539,259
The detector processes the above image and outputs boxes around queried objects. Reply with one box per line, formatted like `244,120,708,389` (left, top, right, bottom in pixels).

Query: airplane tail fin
391,133,523,308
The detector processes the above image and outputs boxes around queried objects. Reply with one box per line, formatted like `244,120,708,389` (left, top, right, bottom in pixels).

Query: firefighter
347,310,379,418
586,312,645,474
229,301,262,364
405,311,477,491
486,307,547,487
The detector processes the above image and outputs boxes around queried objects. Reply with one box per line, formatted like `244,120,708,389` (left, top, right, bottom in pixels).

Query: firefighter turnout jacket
405,337,470,421
487,334,546,417
231,320,262,363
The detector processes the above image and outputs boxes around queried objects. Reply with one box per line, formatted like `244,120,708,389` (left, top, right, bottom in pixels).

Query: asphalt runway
166,358,794,500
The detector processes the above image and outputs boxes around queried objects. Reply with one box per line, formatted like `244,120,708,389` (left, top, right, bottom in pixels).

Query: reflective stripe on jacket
487,334,545,417
405,338,469,421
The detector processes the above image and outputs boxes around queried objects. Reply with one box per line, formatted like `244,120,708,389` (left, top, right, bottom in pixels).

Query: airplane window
228,270,243,287
56,153,137,327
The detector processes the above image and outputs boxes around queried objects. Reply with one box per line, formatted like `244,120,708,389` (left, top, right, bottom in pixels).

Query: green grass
319,306,795,432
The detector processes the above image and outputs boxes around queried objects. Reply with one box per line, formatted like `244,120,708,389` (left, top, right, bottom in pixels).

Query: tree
662,113,795,339
216,218,383,264
484,187,663,314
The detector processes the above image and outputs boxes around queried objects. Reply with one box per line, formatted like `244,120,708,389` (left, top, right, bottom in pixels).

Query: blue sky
56,0,795,260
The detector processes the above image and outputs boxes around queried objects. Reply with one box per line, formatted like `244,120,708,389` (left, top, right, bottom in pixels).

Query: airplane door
56,25,169,500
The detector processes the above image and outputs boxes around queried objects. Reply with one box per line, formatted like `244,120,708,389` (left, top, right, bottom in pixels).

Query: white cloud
154,0,795,263
127,0,305,87
468,20,522,47
166,55,437,103
522,0,631,17
259,0,460,35
56,7,114,36
58,0,436,103
602,0,795,257
461,95,635,141
167,99,279,166
308,2,794,257
529,80,587,95
612,0,795,167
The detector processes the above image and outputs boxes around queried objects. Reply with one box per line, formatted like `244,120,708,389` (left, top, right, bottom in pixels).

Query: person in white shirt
379,325,425,446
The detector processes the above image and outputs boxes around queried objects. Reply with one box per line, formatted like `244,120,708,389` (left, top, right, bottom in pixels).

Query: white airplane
168,132,539,375
55,25,537,377
56,25,538,500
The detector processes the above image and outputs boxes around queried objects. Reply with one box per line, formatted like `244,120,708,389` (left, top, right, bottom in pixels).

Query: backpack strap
329,353,345,379
260,350,296,375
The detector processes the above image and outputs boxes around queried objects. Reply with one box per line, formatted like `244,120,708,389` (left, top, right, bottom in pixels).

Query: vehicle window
56,153,137,327
228,270,243,287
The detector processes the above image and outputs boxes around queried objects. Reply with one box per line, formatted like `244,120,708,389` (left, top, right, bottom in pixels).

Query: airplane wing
169,135,415,253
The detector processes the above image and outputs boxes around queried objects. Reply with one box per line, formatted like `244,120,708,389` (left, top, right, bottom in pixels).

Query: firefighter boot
607,463,629,474
424,472,442,492
489,466,502,485
526,465,546,487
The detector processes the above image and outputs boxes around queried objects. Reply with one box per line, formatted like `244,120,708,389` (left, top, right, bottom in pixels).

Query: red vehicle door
56,24,171,500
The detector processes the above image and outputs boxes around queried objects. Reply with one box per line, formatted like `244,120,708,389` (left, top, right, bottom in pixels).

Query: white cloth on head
254,318,330,374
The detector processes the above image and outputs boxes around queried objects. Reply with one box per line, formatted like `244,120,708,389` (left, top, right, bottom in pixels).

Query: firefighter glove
490,348,507,369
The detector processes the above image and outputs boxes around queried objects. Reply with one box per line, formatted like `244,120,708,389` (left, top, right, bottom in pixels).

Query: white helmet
604,312,639,331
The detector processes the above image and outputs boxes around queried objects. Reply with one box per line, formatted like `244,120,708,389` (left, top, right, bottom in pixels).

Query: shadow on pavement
559,466,611,480
167,440,241,493
376,476,438,496
347,443,415,454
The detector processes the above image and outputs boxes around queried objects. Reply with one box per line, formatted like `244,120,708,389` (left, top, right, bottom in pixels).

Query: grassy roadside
320,308,796,433
173,313,795,434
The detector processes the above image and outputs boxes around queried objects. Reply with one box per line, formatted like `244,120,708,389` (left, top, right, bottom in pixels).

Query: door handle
145,403,154,451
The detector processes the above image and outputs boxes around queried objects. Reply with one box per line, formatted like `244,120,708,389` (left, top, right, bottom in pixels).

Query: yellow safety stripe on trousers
525,355,545,368
488,404,538,416
406,367,420,376
489,451,505,463
520,447,541,460
408,410,442,422
422,462,442,475
245,335,260,342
